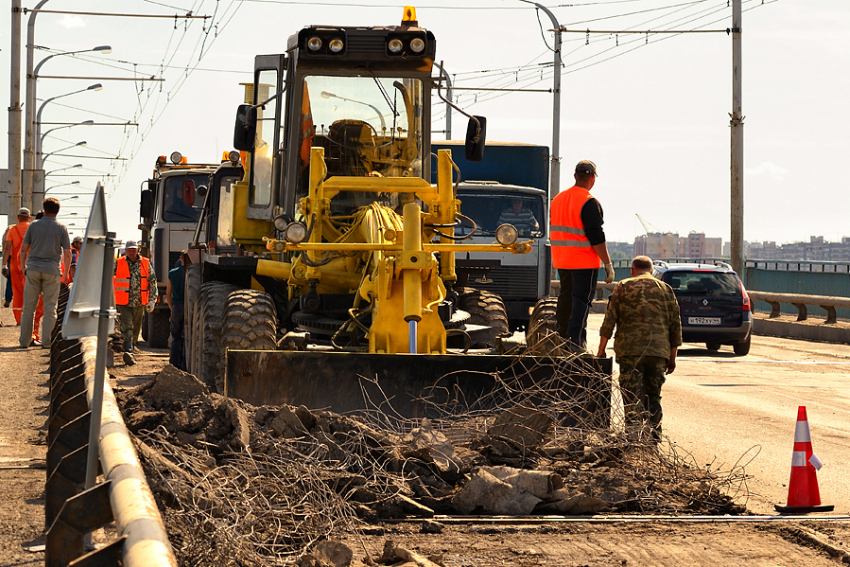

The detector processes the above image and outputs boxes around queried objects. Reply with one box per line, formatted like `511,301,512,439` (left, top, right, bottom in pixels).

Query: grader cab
184,7,611,420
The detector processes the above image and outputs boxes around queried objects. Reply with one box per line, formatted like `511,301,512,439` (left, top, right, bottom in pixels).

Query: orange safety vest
7,222,29,266
550,185,602,269
114,256,151,306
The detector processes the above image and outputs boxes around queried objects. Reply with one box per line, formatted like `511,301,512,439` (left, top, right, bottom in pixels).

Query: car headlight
307,36,323,51
329,38,344,53
388,38,403,53
410,38,425,53
495,224,518,246
284,222,308,244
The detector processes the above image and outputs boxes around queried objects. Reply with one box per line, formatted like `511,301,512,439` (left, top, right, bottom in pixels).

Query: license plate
688,317,721,325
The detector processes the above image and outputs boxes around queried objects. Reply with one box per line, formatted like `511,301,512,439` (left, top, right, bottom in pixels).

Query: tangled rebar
126,350,754,565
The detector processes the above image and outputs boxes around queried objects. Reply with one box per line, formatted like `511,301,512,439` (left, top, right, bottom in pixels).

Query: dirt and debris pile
117,363,750,566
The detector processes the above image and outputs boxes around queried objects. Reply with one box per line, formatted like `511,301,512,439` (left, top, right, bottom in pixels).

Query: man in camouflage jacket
597,255,682,438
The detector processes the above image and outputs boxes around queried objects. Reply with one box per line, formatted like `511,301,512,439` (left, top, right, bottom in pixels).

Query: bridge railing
590,283,850,325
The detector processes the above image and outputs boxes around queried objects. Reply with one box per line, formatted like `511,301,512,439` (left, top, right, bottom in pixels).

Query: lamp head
93,45,112,54
88,83,103,91
76,141,87,147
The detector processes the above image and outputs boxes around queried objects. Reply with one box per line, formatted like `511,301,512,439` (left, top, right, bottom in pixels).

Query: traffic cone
775,406,834,513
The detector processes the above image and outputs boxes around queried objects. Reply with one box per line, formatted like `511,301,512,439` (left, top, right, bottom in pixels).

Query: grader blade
225,350,613,425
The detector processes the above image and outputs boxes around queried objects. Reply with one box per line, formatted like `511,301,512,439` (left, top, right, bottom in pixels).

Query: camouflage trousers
617,355,667,437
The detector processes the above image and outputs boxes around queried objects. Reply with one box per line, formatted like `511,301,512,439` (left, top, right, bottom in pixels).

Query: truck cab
431,141,551,329
138,153,220,347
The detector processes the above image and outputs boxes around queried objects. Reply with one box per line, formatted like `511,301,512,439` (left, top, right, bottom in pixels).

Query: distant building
745,236,850,262
635,232,723,260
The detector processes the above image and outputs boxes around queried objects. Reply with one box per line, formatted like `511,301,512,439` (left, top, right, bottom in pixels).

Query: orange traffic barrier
775,406,834,514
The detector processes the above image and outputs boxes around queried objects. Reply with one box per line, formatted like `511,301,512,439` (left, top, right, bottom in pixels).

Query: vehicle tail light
741,285,751,311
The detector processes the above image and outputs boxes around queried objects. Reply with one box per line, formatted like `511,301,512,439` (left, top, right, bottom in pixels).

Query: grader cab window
252,70,278,208
297,75,423,214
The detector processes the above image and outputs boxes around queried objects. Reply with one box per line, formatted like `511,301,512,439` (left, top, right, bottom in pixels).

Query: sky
1,0,848,248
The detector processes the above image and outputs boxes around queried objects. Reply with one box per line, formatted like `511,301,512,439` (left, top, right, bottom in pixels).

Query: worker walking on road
166,251,189,370
550,160,615,353
597,256,682,439
5,208,34,324
19,199,71,348
114,240,157,366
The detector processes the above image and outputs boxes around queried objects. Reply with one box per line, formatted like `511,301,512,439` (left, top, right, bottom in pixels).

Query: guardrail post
768,301,781,318
792,303,807,321
821,305,837,324
45,481,114,567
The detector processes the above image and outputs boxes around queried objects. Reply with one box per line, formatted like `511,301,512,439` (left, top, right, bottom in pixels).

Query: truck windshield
161,173,211,223
457,193,545,238
297,74,424,214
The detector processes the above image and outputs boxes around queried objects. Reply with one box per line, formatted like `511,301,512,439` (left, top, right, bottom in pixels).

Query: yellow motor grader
185,7,611,419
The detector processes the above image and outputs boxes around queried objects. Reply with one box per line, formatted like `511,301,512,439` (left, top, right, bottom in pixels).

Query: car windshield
455,193,545,238
662,271,740,295
161,173,211,223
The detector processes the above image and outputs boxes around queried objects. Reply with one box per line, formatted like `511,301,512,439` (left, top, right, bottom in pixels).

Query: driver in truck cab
498,199,539,235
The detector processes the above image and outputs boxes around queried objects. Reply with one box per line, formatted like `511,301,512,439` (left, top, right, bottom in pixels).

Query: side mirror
140,189,153,219
233,104,257,152
196,184,208,198
182,179,196,207
464,116,487,162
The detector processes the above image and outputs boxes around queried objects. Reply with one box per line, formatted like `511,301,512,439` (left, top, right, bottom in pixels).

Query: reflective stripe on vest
550,186,601,269
114,257,150,306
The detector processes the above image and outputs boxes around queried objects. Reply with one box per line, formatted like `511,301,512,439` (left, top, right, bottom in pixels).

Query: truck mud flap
225,350,612,425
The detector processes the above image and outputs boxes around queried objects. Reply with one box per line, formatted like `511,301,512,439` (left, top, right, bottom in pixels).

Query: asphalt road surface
586,313,850,516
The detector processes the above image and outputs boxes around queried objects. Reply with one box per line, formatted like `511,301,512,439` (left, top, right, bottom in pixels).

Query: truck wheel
183,263,201,374
196,282,238,391
146,308,171,348
220,289,278,394
457,287,510,348
526,297,562,355
733,335,751,356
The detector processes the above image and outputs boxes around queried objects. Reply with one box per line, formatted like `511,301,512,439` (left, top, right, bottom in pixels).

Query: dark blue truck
431,141,551,330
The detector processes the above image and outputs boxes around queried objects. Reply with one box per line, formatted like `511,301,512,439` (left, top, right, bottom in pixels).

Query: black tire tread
456,287,510,348
220,290,278,393
147,308,171,348
527,297,562,354
197,282,238,390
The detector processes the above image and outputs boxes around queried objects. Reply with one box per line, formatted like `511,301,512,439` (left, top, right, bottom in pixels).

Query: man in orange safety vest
114,240,158,365
550,160,615,353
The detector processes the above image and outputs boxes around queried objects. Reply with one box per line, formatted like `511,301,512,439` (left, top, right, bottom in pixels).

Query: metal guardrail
747,291,850,324
589,282,849,325
45,287,176,567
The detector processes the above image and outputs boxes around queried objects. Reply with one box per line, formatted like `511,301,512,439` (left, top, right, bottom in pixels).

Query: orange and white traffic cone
775,406,833,514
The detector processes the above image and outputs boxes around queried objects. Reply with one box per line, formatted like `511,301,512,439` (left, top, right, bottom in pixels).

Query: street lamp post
521,1,563,202
46,180,80,192
42,141,87,165
35,84,102,169
45,164,83,177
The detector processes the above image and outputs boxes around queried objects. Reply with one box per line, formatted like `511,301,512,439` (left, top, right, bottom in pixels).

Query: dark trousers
4,274,11,303
556,268,598,348
169,302,185,370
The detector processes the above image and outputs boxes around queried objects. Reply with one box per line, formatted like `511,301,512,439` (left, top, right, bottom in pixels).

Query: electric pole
730,0,744,275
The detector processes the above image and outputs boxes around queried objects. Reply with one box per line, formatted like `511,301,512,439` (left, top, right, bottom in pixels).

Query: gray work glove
145,301,155,313
604,263,615,284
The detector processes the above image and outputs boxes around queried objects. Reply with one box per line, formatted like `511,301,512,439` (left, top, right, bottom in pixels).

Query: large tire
196,282,238,391
526,297,562,355
183,263,201,374
145,308,171,348
220,289,278,394
733,334,751,356
456,287,510,349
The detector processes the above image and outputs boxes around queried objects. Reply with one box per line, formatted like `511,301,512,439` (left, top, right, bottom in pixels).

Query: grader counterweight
185,7,612,420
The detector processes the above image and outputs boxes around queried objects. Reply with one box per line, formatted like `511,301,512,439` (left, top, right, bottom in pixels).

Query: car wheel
733,335,751,356
706,341,721,351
